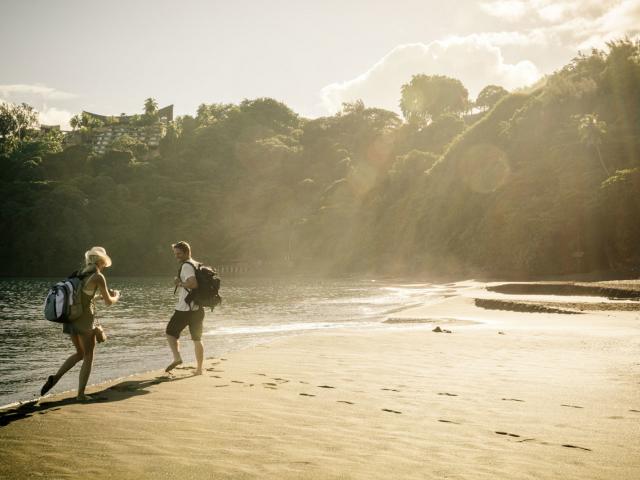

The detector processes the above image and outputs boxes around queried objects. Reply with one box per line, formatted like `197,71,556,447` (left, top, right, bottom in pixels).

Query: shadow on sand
0,375,190,429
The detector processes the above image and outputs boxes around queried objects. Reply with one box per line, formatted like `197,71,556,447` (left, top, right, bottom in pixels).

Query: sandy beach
1,281,639,479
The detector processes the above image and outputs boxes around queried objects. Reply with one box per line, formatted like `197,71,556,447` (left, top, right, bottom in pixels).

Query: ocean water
0,276,446,406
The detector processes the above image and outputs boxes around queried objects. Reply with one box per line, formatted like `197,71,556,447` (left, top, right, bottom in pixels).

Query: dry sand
1,282,639,479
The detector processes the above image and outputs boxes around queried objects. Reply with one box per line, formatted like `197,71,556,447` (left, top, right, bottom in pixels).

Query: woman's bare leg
77,330,96,399
54,335,84,381
41,335,84,395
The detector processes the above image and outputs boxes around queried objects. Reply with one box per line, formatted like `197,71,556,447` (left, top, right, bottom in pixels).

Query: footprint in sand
214,384,230,388
300,393,315,397
337,400,354,405
438,392,458,397
272,378,290,384
628,409,640,413
317,385,335,389
263,382,278,387
495,431,520,437
382,388,400,392
562,444,591,451
231,380,244,384
382,409,402,414
561,404,584,409
502,398,524,402
438,419,460,424
210,375,222,379
255,373,267,377
299,381,309,384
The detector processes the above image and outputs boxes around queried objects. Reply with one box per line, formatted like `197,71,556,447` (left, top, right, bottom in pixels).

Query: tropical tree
400,74,469,124
144,97,159,116
577,113,609,176
69,114,81,130
0,102,38,141
69,112,104,131
475,85,509,111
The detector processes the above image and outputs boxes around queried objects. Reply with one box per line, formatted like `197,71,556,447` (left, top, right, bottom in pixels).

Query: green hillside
1,41,638,278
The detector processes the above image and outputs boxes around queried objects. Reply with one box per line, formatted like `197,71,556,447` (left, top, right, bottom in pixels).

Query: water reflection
0,276,440,405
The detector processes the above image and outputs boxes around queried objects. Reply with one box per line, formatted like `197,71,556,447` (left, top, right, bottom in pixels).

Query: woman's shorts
165,308,205,340
63,314,95,336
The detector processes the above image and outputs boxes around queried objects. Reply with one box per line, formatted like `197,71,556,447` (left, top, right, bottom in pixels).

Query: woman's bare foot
76,394,94,402
40,375,57,396
194,369,203,376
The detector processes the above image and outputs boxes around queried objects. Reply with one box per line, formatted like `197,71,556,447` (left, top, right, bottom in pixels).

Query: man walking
165,241,205,375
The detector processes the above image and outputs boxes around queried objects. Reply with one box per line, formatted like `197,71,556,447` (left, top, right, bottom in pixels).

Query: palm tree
144,98,158,116
577,113,609,177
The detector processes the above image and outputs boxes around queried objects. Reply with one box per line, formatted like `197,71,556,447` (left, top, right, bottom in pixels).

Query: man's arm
179,264,198,289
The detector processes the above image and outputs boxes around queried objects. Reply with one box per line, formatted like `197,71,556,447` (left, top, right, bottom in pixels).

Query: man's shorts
165,309,205,340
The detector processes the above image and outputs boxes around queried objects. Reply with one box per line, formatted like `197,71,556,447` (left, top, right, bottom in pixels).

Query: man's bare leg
165,334,182,372
193,340,204,375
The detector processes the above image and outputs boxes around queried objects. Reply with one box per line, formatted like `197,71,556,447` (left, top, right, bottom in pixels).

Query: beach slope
1,289,639,479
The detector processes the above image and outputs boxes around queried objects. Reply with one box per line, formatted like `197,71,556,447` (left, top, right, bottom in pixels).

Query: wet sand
1,281,639,479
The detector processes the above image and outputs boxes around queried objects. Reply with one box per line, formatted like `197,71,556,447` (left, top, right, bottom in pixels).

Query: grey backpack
43,271,88,323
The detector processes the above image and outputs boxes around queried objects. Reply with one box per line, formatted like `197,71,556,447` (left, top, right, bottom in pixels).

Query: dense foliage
1,41,639,278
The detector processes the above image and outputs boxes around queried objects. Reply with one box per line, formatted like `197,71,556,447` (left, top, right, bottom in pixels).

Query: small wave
205,321,377,336
322,291,440,306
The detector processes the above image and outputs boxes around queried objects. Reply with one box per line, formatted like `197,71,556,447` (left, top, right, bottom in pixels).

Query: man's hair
172,241,191,256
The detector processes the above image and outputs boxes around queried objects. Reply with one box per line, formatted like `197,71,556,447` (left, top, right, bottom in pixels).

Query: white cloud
575,0,640,49
320,37,541,115
480,1,528,20
481,0,622,23
38,106,73,129
0,84,76,101
480,0,640,49
0,84,77,129
0,97,74,129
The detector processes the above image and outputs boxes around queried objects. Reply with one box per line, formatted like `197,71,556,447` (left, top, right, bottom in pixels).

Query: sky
1,0,639,128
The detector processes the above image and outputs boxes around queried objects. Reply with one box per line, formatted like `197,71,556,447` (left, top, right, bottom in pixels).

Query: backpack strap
173,260,198,294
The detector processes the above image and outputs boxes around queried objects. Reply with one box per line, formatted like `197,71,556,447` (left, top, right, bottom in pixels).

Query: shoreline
2,281,639,479
3,278,639,410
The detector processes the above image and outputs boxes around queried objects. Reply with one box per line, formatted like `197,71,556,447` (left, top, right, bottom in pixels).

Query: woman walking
40,247,120,401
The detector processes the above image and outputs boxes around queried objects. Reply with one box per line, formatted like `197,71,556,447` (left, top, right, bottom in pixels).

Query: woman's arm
96,273,120,305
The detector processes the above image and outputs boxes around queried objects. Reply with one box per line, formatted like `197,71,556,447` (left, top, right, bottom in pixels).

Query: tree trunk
595,144,609,177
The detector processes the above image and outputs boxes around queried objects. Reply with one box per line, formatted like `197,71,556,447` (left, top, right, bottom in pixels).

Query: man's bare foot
194,369,203,376
165,359,183,373
76,394,95,402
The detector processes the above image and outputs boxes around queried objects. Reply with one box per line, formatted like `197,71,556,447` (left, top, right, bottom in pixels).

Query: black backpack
180,260,222,311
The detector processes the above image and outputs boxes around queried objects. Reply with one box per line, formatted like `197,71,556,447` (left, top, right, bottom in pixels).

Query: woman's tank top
81,273,99,317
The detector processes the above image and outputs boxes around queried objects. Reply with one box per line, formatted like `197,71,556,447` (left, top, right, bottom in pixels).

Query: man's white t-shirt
176,262,200,311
